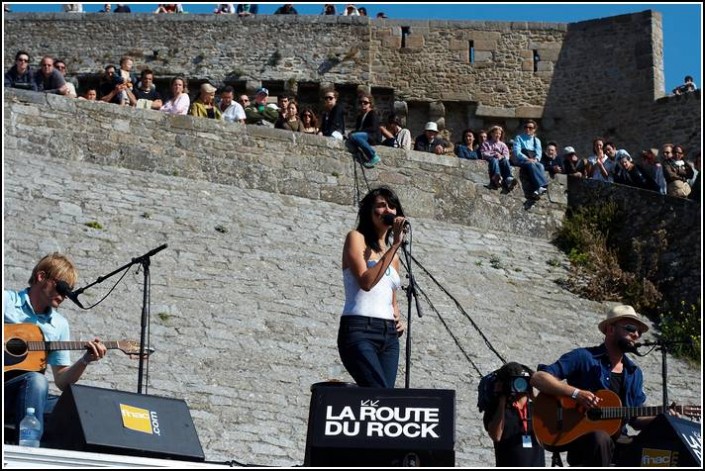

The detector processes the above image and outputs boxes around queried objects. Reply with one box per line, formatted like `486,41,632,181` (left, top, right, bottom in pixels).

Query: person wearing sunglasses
348,93,382,168
4,253,108,445
32,56,69,96
319,88,345,140
513,120,549,199
531,305,653,467
4,51,38,91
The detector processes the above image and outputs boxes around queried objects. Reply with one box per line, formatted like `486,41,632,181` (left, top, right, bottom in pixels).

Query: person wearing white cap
531,305,656,466
414,121,451,155
189,83,222,120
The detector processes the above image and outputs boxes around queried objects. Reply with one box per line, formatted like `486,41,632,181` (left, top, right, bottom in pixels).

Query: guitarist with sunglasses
530,305,666,466
4,253,107,445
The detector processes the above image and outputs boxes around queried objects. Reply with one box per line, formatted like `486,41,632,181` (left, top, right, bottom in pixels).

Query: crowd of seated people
4,49,699,196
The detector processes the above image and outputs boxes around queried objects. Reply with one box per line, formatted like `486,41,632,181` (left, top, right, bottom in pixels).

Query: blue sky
5,3,702,93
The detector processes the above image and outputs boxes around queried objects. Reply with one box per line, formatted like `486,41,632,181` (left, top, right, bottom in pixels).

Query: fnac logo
120,404,153,434
641,448,678,467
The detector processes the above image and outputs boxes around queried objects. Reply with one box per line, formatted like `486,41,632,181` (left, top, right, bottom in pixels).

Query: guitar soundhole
5,338,28,357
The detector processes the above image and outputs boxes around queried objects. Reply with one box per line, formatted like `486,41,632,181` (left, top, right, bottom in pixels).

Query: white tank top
342,259,401,320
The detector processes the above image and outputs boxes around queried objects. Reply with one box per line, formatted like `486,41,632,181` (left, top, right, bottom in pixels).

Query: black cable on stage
408,253,507,373
400,251,485,378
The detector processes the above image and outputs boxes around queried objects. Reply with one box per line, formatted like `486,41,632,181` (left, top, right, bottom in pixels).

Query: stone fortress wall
3,10,701,157
3,89,701,466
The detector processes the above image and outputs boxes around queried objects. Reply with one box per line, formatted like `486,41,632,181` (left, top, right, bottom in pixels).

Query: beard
617,337,638,354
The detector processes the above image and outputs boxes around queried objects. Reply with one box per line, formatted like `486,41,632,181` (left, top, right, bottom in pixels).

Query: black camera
504,374,531,395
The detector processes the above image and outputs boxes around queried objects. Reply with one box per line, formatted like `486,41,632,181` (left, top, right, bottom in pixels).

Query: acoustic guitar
4,323,142,377
533,389,701,448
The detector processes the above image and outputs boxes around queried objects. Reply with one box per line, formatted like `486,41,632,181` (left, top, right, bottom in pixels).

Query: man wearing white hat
414,122,451,155
531,305,652,467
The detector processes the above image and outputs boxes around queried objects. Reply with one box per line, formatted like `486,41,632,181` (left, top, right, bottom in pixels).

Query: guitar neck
598,405,666,419
27,340,121,352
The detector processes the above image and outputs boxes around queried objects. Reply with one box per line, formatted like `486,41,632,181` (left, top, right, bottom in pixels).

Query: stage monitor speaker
616,413,701,467
45,384,205,462
304,382,455,467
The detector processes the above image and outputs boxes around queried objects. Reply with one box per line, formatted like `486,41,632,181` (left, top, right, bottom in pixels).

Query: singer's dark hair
357,186,405,253
29,252,78,288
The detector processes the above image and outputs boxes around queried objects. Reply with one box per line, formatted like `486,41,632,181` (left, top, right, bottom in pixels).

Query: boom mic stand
400,227,423,389
71,244,168,394
634,339,691,410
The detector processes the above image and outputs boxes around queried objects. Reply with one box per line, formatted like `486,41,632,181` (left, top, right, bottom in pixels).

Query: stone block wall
3,89,567,240
6,9,697,159
567,179,701,314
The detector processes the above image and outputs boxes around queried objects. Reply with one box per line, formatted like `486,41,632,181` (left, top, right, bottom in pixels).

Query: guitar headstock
671,402,702,420
116,340,148,357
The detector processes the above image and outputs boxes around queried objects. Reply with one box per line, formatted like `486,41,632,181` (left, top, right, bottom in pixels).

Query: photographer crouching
482,362,545,467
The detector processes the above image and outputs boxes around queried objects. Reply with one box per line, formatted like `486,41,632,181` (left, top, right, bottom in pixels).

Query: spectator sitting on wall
236,4,258,16
33,56,68,95
637,149,667,194
376,12,388,19
343,4,360,16
53,60,77,98
4,51,37,91
114,4,131,12
358,7,367,16
322,4,336,15
190,83,222,120
245,87,279,126
562,147,588,178
454,128,479,160
319,88,345,139
614,154,661,192
133,69,163,110
414,122,452,155
380,114,412,150
214,3,235,14
218,86,245,123
672,75,697,95
541,141,563,177
274,4,298,14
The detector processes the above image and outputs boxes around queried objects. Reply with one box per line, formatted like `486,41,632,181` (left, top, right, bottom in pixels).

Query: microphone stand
635,339,690,410
71,244,167,394
400,232,423,389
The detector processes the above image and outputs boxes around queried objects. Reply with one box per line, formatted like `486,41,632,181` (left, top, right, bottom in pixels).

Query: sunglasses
619,324,640,334
324,96,335,100
524,125,535,130
17,58,29,62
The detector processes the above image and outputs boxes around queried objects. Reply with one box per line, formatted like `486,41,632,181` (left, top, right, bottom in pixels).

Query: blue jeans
487,157,513,181
349,132,377,162
4,372,59,442
515,158,548,191
337,316,399,388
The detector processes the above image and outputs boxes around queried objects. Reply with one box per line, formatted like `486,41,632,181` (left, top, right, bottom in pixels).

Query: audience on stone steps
5,48,698,199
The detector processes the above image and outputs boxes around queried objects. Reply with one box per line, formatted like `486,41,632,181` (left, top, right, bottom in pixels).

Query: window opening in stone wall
533,50,540,73
401,26,411,48
469,41,475,63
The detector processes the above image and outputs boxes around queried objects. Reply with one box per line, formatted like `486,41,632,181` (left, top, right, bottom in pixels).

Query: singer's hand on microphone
392,217,407,244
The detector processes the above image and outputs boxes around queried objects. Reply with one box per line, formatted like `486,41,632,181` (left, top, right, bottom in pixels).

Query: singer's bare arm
52,339,107,391
342,228,403,291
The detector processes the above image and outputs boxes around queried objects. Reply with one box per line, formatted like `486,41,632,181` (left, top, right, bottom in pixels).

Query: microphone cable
406,252,508,376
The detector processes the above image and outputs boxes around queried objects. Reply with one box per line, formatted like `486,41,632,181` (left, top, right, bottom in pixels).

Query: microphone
382,213,410,227
634,341,659,348
56,280,85,309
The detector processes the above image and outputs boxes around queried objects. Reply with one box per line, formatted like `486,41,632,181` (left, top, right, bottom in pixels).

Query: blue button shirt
538,343,646,407
4,288,72,366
